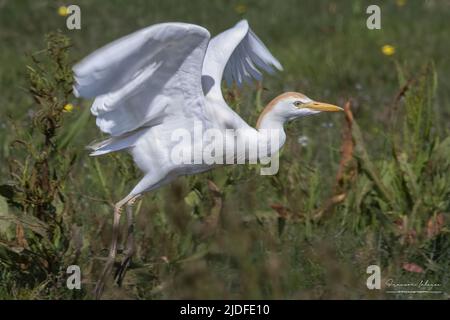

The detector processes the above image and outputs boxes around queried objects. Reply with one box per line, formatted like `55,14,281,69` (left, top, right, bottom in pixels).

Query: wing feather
73,23,211,137
202,20,282,98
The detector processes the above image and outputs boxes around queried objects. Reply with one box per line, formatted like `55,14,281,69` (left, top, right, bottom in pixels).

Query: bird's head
274,92,343,119
257,92,342,128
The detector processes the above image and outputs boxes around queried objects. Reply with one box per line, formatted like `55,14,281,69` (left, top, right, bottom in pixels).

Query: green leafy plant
338,63,449,291
0,32,81,298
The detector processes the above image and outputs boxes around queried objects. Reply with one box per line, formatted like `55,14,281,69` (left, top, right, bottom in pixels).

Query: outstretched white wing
73,23,211,137
202,19,282,99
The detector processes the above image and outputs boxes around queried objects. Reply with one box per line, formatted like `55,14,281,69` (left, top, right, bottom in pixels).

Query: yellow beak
306,101,343,112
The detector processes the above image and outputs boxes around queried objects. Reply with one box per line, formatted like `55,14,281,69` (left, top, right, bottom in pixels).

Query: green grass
0,0,449,299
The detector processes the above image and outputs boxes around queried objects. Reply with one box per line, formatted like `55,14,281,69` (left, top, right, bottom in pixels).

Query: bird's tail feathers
87,137,120,156
87,130,145,156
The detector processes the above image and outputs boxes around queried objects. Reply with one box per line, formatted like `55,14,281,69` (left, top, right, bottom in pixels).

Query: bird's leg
114,194,141,286
93,194,135,299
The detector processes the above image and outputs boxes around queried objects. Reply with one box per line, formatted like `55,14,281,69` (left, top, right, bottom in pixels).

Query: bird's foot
94,255,115,299
114,253,132,286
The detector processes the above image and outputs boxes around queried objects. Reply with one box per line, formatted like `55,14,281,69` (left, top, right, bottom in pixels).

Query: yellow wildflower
234,4,247,15
63,103,74,112
396,0,407,7
381,45,396,56
58,6,68,17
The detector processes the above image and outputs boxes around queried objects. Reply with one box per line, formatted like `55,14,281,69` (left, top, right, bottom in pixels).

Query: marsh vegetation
0,0,448,299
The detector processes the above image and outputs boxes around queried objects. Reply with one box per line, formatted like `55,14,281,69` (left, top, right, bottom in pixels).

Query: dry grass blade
352,118,396,208
335,101,356,192
426,213,445,239
314,101,356,220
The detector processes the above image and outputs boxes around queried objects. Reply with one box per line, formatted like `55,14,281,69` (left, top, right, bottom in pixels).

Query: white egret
73,20,342,297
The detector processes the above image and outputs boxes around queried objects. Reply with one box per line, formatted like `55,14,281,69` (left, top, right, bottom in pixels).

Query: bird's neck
255,104,287,155
256,96,288,130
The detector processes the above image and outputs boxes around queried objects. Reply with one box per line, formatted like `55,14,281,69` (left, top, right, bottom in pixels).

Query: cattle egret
73,20,342,297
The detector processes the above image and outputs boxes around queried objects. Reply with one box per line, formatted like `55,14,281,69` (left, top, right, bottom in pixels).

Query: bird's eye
294,101,303,107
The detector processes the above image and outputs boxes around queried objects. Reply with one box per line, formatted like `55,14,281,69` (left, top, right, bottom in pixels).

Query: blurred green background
0,0,448,299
